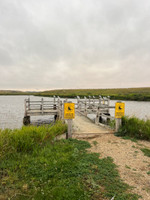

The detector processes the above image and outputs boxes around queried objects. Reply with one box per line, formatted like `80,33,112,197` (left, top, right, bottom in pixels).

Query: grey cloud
0,0,150,90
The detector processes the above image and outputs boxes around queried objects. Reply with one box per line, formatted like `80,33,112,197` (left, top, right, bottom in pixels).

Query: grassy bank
35,87,150,101
115,116,150,141
0,123,138,199
0,90,35,96
0,87,150,101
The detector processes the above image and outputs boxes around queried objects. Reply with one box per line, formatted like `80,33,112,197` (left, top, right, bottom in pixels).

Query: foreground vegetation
1,87,150,101
115,116,150,141
0,123,138,200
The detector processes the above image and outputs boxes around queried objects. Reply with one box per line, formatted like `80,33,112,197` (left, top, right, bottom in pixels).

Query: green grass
0,90,35,95
147,171,150,175
140,148,150,157
115,116,150,141
34,87,150,101
0,124,139,200
0,121,67,155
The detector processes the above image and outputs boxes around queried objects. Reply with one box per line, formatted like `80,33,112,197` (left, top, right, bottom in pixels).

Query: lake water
0,95,150,129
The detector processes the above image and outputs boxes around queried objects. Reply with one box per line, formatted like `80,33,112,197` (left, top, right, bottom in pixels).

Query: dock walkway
72,113,113,139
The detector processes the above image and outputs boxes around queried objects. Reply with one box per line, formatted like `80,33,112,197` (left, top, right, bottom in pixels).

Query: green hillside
35,87,150,101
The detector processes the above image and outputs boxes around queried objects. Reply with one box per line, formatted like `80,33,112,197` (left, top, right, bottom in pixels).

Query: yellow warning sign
115,102,125,118
64,103,75,119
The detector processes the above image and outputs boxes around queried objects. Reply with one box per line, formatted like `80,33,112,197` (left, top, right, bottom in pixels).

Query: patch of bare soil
72,114,150,200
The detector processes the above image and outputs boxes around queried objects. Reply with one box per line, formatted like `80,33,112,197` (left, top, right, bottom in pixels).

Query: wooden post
93,96,95,107
66,119,72,139
84,96,87,116
64,101,74,139
95,107,100,124
57,97,60,119
115,118,122,132
60,100,63,119
78,100,81,112
28,97,30,110
54,96,56,104
77,96,80,109
23,116,30,125
115,101,124,132
99,113,103,123
53,103,57,121
102,97,105,105
88,96,91,108
41,98,44,114
24,99,27,116
99,95,102,107
106,96,110,124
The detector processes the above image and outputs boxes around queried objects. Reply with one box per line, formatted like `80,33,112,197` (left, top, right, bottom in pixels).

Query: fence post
77,96,80,109
115,101,125,132
64,101,74,139
24,99,27,116
115,118,122,132
54,95,56,104
95,107,100,124
41,98,44,114
99,95,102,107
28,97,30,110
66,119,72,139
89,96,91,108
93,96,95,107
84,96,87,116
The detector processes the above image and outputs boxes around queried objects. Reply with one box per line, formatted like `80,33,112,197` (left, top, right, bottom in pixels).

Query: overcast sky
0,0,150,91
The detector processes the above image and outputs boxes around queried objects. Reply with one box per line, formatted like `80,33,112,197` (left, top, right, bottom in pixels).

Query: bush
116,116,150,141
0,121,67,156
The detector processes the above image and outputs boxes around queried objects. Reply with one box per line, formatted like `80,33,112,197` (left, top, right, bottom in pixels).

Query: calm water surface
0,95,150,129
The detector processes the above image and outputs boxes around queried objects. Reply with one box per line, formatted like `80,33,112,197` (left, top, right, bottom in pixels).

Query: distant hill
0,90,35,95
35,87,150,101
0,87,150,101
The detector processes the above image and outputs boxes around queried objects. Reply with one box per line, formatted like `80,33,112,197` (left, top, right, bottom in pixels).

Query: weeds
92,141,98,146
0,121,67,156
0,125,139,200
115,116,150,141
140,148,150,157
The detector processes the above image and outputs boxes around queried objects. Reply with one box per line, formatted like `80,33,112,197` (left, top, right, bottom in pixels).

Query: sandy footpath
72,114,150,200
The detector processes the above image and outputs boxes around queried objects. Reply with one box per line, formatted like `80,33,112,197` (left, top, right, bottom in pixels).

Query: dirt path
72,113,150,200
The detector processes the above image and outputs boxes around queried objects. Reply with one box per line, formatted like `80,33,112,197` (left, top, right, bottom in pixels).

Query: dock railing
23,96,63,125
24,95,121,131
76,96,115,124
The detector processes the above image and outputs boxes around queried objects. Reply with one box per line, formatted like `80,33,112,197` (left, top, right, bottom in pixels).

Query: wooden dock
76,96,115,124
23,96,116,126
23,97,63,125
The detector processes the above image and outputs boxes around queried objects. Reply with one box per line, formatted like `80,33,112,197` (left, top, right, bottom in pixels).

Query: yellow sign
64,103,75,119
115,102,125,118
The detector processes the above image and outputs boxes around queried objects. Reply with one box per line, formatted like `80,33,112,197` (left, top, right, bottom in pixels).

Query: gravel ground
72,114,150,200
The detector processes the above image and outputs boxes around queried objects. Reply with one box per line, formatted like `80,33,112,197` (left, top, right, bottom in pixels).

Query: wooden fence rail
76,96,115,124
23,96,119,129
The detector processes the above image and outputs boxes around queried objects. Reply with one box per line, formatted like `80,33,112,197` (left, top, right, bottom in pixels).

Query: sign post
115,102,125,132
64,102,75,139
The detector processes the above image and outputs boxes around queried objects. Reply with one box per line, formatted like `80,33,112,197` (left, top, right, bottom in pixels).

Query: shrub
0,121,67,156
116,116,150,141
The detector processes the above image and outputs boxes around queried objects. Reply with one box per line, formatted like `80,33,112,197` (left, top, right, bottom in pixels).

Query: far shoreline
0,87,150,101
